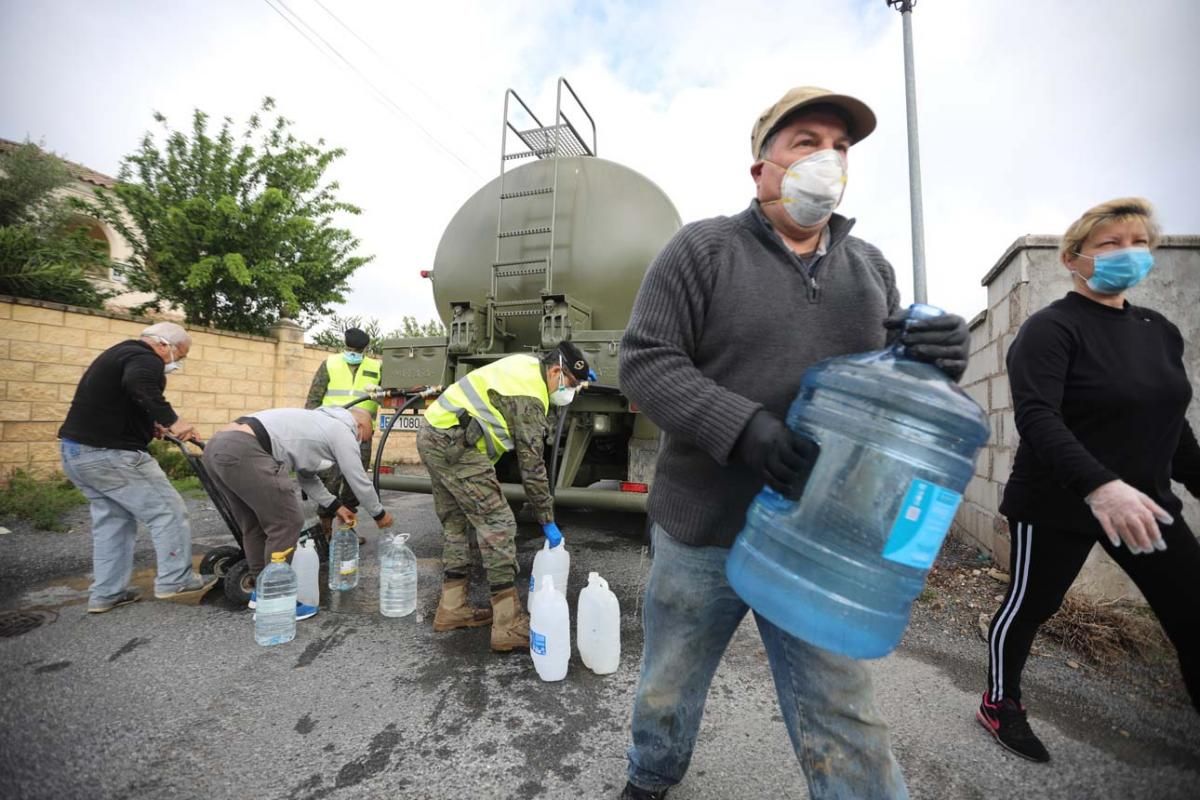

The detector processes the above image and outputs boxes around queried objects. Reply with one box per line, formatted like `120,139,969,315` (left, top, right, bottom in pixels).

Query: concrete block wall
951,236,1200,602
0,297,419,479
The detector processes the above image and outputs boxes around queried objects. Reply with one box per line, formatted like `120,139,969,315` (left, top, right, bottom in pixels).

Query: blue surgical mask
1075,247,1154,294
343,351,364,365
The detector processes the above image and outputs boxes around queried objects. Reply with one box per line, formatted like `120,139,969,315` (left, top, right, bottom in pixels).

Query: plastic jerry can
577,572,620,675
727,304,990,659
530,539,569,597
293,537,320,608
529,574,570,682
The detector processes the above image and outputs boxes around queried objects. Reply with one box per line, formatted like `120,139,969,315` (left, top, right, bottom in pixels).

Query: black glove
733,411,820,500
883,312,970,382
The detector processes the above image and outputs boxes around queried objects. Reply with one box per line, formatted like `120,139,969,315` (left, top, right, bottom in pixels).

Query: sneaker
977,692,1051,762
248,590,257,610
154,573,219,601
620,782,669,800
88,588,142,614
253,600,318,622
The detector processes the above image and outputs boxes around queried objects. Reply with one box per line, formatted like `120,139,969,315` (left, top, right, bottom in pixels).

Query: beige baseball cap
751,86,877,158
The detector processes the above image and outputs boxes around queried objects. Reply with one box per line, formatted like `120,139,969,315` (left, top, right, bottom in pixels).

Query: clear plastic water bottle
255,548,298,646
328,525,360,591
727,304,990,659
379,533,417,617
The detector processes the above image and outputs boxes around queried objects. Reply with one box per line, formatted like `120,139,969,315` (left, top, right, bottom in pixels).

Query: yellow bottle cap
270,547,295,562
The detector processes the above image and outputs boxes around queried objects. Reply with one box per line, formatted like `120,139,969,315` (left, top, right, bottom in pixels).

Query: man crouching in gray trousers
202,406,396,610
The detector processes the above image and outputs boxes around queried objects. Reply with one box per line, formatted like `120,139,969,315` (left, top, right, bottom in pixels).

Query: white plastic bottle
255,549,297,646
379,533,417,618
293,537,320,608
530,539,570,597
529,574,570,682
577,572,621,675
328,525,360,590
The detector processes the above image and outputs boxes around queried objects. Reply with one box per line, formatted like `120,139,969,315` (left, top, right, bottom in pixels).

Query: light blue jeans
628,525,908,799
60,439,194,604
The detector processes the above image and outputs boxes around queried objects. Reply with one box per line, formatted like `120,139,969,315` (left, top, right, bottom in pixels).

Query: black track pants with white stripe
985,517,1200,711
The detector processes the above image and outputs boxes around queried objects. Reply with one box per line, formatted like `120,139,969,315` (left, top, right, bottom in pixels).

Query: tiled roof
0,137,116,188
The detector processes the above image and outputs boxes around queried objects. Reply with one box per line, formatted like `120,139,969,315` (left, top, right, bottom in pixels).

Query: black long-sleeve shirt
58,340,179,451
1000,291,1200,533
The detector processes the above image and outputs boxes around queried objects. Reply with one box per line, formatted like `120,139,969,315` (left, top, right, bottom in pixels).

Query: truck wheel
199,545,242,578
222,559,255,605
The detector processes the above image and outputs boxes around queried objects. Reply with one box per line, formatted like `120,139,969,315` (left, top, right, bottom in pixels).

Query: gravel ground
0,489,1197,800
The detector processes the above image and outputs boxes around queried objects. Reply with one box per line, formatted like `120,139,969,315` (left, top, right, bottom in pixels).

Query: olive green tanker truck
375,78,681,512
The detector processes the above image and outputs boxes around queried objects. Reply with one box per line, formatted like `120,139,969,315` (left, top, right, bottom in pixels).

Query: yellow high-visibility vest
425,354,548,462
321,353,383,420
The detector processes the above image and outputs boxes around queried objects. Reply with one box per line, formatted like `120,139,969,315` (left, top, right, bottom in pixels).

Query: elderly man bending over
202,406,395,615
58,321,217,614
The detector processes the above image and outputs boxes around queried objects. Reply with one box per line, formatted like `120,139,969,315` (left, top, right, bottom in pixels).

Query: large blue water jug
727,305,989,659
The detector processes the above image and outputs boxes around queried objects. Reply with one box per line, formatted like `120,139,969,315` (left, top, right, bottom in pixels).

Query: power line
310,0,492,152
261,0,482,178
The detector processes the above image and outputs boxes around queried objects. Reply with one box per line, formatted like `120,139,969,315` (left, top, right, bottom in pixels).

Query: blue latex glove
586,369,597,382
542,521,563,548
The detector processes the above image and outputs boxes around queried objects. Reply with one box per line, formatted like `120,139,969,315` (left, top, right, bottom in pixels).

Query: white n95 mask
764,149,847,228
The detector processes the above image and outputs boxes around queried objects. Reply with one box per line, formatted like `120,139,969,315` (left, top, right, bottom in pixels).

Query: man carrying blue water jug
617,86,971,800
203,406,395,618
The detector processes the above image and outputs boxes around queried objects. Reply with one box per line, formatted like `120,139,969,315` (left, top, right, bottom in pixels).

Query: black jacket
58,340,179,451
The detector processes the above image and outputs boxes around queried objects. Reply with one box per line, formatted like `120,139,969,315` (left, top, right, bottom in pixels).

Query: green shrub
0,470,87,531
148,439,195,480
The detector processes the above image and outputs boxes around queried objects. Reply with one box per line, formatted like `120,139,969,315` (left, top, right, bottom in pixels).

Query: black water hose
372,394,425,494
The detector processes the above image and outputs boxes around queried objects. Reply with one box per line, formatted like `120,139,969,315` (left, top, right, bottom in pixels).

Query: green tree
310,313,445,352
0,141,110,308
86,98,370,334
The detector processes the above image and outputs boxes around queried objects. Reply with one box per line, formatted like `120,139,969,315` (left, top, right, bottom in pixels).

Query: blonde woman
979,198,1200,762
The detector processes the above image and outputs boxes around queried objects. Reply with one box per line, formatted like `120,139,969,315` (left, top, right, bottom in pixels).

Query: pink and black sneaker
977,692,1050,763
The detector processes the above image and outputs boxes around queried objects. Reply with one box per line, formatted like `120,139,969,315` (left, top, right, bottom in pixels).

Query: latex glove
884,312,970,382
733,411,820,500
542,521,564,548
1085,479,1172,554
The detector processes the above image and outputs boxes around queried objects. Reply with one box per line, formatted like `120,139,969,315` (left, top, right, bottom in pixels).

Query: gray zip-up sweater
250,407,385,519
620,202,900,548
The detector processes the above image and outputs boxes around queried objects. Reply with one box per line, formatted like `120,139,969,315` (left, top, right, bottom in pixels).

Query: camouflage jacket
491,391,554,524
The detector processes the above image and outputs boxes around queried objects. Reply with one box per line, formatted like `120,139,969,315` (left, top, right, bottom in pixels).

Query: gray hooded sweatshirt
249,406,385,519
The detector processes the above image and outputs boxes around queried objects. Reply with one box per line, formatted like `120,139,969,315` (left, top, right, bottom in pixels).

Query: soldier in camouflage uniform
417,340,591,652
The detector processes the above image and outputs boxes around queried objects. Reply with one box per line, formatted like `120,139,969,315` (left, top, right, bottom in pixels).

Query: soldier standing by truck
416,340,591,653
306,327,382,540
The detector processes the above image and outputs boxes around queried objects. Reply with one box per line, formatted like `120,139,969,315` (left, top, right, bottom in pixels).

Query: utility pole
887,0,927,304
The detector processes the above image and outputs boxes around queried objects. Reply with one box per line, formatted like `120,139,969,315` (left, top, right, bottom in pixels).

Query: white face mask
156,337,183,374
763,149,847,228
549,370,577,407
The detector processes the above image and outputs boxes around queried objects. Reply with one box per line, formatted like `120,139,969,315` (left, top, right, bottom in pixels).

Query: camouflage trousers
317,439,372,515
416,420,517,588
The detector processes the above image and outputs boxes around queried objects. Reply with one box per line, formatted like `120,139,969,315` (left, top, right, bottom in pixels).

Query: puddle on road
12,555,210,613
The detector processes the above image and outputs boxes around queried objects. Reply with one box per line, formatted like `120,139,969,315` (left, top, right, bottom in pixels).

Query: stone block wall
0,297,419,478
952,236,1200,602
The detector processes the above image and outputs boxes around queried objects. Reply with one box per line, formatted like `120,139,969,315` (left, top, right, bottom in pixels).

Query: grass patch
171,475,208,498
1042,594,1170,665
0,469,87,531
148,439,196,481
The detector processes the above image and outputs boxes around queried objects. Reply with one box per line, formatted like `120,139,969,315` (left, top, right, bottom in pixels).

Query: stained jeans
60,439,194,603
628,525,908,799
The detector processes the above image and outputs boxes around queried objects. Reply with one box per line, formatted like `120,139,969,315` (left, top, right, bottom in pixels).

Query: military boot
433,578,493,632
489,587,531,652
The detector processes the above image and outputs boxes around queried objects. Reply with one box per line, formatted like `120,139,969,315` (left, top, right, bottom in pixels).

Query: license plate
379,414,421,432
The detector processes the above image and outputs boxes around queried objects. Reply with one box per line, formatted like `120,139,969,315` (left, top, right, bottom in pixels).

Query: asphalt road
0,490,1197,800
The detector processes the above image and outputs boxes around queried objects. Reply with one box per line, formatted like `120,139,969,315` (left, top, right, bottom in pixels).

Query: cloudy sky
2,0,1197,336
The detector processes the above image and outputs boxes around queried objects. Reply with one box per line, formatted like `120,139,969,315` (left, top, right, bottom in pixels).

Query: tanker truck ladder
488,78,596,346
